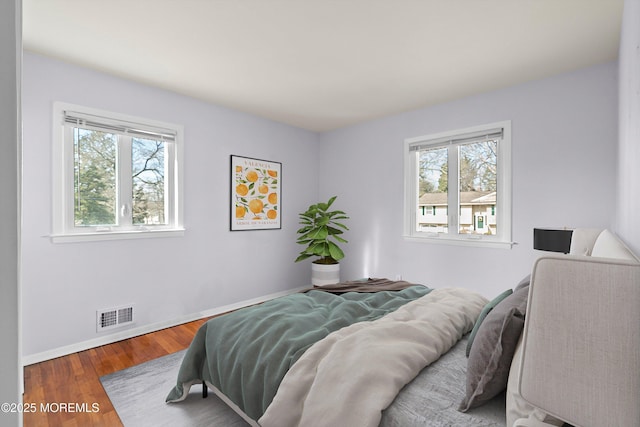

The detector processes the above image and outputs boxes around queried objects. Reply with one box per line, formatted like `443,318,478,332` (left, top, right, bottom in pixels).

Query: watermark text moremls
1,402,100,414
39,402,100,413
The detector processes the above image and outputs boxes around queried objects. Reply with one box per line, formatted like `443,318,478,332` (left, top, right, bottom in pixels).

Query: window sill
403,234,515,249
49,228,185,243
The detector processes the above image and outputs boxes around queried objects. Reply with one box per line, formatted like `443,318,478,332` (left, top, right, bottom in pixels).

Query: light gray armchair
514,238,640,427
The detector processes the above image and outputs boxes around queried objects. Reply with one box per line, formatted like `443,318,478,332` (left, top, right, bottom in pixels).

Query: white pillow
591,229,638,262
569,228,603,256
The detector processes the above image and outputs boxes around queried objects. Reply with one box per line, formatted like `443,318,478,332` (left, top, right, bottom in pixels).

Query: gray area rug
101,350,249,427
380,337,506,426
101,337,505,427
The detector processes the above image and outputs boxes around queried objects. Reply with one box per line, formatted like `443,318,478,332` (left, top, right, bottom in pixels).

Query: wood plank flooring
22,317,211,427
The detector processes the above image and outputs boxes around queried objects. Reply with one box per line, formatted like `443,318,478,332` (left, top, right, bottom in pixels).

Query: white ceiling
23,0,623,132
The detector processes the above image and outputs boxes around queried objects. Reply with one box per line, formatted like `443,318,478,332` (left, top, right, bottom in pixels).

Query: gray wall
21,53,319,360
0,0,21,426
617,0,640,253
319,62,618,298
21,4,631,364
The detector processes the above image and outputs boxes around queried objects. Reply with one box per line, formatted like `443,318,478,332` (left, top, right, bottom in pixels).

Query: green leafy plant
295,196,349,264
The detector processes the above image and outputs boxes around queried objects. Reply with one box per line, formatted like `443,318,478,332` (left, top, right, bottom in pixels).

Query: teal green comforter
166,285,430,421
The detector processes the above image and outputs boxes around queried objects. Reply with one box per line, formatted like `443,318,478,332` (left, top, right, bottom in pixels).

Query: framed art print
230,155,281,231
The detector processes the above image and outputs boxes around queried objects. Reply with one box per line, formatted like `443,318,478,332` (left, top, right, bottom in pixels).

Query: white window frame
51,102,184,243
403,120,512,249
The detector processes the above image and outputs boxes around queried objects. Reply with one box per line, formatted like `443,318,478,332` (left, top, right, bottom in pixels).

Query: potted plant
295,196,349,285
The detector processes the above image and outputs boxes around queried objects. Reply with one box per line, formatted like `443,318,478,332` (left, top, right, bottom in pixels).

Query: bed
166,229,640,427
166,279,503,426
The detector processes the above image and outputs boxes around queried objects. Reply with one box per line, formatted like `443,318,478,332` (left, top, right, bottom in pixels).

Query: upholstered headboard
514,229,640,427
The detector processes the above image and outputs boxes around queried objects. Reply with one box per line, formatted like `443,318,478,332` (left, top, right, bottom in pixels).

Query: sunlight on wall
360,219,382,278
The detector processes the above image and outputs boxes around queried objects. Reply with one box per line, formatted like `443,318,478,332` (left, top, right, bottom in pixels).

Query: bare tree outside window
416,139,499,235
73,131,168,227
132,138,166,225
459,140,497,193
458,140,498,235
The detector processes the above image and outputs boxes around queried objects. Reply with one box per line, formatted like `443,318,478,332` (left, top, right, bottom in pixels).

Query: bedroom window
403,121,512,248
52,103,184,242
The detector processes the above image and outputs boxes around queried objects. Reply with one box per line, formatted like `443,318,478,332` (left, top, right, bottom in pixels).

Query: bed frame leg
202,381,208,398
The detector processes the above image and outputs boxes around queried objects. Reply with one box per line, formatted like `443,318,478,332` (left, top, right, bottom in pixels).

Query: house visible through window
403,121,512,248
52,103,184,242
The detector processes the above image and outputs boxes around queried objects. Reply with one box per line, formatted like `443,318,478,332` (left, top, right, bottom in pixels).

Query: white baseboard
22,285,308,366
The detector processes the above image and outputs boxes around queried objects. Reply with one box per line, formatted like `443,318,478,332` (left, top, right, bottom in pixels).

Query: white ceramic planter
311,262,340,286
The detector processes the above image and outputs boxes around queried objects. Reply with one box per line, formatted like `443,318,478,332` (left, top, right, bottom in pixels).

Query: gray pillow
465,289,513,357
514,274,531,291
458,285,529,412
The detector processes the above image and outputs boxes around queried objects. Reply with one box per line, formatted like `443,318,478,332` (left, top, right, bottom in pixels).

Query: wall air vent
96,304,135,332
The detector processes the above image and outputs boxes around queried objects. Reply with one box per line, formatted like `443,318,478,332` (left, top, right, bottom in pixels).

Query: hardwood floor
22,317,211,427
